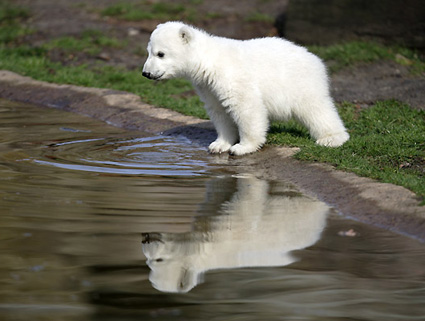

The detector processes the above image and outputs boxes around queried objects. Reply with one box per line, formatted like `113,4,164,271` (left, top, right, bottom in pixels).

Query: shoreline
1,69,424,241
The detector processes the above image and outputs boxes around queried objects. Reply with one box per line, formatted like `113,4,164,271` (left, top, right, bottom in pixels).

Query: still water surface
0,100,424,321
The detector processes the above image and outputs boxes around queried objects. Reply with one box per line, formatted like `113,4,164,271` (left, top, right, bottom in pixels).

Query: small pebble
128,27,139,36
338,229,358,237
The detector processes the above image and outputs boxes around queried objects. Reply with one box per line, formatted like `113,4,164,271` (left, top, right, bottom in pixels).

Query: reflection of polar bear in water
142,176,329,293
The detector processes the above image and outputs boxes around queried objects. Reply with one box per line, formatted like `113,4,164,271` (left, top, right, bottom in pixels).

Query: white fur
142,176,329,293
143,21,349,155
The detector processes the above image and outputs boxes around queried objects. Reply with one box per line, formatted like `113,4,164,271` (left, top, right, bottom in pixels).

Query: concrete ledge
0,70,211,134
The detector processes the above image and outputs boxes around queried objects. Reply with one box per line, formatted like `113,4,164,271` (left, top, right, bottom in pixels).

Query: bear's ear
179,26,193,44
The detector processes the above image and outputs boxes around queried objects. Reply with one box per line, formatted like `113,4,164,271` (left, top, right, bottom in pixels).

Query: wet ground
1,100,425,321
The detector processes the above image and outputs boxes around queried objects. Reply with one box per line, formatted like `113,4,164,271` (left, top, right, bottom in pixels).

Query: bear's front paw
229,143,258,156
316,132,349,147
209,140,232,154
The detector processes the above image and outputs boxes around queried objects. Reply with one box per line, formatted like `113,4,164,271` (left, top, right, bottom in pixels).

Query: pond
0,99,424,321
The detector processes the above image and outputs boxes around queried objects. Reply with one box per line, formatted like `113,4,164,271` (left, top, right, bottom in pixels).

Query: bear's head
142,232,203,293
142,21,195,81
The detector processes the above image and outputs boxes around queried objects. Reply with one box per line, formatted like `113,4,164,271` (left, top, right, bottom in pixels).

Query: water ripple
34,135,210,177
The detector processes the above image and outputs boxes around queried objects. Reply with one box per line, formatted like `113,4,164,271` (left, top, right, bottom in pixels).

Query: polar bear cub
143,21,349,155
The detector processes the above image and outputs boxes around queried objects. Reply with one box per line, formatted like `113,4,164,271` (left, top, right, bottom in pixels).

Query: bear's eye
157,51,165,58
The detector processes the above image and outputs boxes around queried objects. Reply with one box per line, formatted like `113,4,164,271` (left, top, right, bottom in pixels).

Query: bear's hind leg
296,98,349,147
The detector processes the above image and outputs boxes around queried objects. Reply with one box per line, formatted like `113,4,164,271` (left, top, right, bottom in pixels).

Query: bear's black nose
141,232,163,244
142,71,152,79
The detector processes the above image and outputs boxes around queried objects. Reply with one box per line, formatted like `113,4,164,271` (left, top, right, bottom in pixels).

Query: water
0,100,424,321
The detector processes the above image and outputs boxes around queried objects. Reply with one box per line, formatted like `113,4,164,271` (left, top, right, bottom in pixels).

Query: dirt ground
1,0,425,239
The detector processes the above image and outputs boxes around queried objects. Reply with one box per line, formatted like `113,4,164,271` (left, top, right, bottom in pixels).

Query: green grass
43,30,126,56
0,24,33,43
0,3,424,202
244,12,274,23
0,2,33,43
101,2,196,22
0,2,29,22
308,41,425,74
